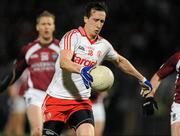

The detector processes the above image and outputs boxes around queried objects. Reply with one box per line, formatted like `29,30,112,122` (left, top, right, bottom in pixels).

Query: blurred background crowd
0,0,179,135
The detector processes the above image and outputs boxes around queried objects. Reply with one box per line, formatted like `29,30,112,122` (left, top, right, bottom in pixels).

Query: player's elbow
116,57,132,73
117,56,129,67
59,58,71,71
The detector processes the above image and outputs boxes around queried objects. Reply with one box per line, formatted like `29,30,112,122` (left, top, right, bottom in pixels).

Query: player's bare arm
115,54,145,82
147,73,161,97
113,54,152,97
60,49,82,74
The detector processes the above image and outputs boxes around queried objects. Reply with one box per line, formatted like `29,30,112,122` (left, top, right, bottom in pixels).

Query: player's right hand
142,97,158,116
80,66,93,89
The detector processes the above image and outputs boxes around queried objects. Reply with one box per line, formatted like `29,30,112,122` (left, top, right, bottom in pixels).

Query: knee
76,123,94,136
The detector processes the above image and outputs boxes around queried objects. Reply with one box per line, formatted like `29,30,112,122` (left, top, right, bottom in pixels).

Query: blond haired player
42,2,152,136
142,51,180,136
0,11,59,136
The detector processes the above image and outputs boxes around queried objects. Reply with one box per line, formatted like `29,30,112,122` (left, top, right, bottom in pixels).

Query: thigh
43,121,65,136
68,109,94,130
26,104,43,130
76,123,94,136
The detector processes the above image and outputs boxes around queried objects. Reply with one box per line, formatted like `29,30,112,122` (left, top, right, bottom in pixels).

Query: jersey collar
78,26,101,44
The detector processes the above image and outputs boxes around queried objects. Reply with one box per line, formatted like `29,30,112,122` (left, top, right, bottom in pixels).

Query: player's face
36,16,55,40
84,10,106,39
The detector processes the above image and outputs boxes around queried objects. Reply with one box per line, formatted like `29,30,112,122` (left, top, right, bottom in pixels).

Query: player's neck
38,37,53,45
84,26,97,40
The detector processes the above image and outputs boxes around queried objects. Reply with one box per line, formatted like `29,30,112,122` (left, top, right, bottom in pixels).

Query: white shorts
171,102,180,125
92,101,106,122
24,88,47,108
11,96,26,113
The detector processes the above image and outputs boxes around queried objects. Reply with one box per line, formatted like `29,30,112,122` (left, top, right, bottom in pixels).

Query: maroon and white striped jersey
156,51,180,103
15,39,60,92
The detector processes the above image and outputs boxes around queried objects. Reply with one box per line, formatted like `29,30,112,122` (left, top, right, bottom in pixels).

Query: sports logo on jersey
46,112,52,120
41,52,49,61
52,53,58,60
96,51,102,57
73,54,97,66
78,46,85,51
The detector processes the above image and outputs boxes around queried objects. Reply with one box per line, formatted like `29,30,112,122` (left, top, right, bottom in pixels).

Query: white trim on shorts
24,88,47,108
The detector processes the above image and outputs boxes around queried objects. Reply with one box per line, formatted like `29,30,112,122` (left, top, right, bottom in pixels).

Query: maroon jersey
15,39,60,92
156,51,180,103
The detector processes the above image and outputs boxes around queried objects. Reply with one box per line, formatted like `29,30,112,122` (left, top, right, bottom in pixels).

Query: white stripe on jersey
64,29,78,50
28,75,33,88
25,44,41,63
176,60,180,72
49,44,60,54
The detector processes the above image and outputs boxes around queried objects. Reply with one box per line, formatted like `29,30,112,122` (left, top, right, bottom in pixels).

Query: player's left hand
139,78,152,97
80,66,94,89
142,97,158,116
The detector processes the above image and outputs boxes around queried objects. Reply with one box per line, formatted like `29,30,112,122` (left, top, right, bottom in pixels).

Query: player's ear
84,16,88,24
36,24,39,31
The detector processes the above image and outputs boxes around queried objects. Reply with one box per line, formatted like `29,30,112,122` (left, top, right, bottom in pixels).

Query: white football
90,65,114,92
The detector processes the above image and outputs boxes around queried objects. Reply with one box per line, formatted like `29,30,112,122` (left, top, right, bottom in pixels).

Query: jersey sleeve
103,39,118,61
157,52,180,79
59,30,79,52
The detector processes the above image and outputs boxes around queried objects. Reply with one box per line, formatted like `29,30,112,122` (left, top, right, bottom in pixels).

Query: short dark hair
36,10,55,24
84,2,108,18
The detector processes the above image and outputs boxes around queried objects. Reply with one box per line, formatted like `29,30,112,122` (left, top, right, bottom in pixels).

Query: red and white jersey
16,39,60,92
47,27,118,99
156,51,180,103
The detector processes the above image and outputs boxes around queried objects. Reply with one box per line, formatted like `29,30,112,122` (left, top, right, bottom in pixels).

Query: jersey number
88,50,93,56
